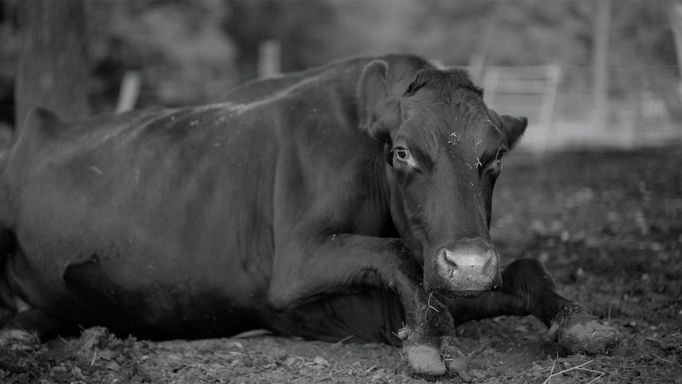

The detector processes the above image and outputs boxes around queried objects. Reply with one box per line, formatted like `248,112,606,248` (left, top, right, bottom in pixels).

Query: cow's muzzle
435,237,501,295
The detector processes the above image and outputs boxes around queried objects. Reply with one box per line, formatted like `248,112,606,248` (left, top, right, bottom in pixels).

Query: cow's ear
358,60,389,128
357,60,400,144
500,115,527,150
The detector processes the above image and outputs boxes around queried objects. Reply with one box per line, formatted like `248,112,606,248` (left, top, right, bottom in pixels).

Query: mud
1,146,681,383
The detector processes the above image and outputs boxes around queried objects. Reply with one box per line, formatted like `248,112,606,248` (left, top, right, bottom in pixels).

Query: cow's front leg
268,234,461,377
443,258,621,354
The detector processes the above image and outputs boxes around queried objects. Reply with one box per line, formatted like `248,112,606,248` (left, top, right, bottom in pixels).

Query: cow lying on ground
0,54,619,378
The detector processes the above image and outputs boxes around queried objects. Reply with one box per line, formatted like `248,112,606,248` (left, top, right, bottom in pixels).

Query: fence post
592,0,611,129
669,1,682,100
115,71,141,113
538,64,562,153
258,39,281,79
482,69,499,107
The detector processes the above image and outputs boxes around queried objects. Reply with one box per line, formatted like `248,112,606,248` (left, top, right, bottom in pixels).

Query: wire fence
478,64,682,152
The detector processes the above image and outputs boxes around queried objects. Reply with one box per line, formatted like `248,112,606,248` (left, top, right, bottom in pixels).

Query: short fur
404,68,484,101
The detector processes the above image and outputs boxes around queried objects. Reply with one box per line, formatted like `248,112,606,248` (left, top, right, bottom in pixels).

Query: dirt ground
1,145,680,384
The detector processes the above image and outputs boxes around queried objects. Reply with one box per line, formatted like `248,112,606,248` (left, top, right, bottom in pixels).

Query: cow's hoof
0,328,39,351
404,337,472,380
549,305,621,354
440,336,472,382
406,344,447,377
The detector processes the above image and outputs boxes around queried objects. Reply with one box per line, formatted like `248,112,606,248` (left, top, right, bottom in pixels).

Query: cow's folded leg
268,235,456,376
499,258,621,354
443,258,620,354
401,289,456,377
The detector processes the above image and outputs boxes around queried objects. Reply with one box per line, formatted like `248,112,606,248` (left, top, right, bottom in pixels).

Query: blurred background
0,0,681,151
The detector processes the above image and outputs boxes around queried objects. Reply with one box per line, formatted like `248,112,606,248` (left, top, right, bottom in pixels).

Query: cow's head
358,60,527,296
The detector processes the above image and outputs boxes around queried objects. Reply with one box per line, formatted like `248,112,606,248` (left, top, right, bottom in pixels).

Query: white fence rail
471,65,681,152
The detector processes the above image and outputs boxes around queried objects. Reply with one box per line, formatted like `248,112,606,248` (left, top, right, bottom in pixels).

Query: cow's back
221,54,433,105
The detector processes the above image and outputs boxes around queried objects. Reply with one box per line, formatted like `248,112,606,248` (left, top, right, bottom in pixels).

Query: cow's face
358,61,527,296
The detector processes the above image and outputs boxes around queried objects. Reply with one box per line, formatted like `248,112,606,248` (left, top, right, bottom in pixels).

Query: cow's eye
395,148,410,162
391,146,418,169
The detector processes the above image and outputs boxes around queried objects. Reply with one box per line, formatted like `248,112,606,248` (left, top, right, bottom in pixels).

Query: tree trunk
15,0,90,130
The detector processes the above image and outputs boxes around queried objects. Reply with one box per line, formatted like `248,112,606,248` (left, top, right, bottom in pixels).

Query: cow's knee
267,279,300,311
267,291,287,311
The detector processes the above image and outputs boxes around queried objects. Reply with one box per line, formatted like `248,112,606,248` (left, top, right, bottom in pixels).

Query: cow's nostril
441,249,460,270
440,249,493,273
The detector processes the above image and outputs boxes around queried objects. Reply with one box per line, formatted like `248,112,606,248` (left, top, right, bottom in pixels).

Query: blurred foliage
88,0,236,109
0,0,680,123
224,0,336,79
327,0,595,66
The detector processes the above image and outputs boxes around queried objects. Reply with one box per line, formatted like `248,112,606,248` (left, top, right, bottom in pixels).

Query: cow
0,54,619,378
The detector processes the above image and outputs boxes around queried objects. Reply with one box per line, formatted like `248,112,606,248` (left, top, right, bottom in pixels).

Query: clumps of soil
0,327,151,384
1,328,422,384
